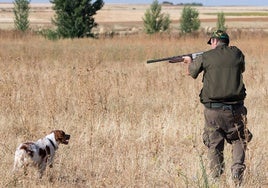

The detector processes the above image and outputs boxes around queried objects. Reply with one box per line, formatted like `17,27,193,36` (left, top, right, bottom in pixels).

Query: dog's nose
66,134,70,139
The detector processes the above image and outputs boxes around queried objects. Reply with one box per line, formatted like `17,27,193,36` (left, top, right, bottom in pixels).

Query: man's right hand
183,56,192,75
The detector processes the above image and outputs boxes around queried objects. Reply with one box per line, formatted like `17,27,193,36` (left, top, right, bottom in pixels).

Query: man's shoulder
229,46,242,52
203,48,214,56
204,45,243,55
203,48,218,58
229,46,245,58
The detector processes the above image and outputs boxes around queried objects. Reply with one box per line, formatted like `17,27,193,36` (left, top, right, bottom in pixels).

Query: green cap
207,30,229,45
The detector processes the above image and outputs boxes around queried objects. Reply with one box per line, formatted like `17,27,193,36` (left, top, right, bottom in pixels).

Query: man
183,30,252,186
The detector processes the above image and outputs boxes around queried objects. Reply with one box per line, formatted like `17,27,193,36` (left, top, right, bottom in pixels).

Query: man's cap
207,30,229,45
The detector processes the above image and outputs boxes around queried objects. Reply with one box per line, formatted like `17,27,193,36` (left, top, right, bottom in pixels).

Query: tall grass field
0,31,267,187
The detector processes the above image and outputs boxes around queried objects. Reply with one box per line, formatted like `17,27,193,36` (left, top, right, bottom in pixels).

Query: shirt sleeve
231,46,245,73
189,55,203,79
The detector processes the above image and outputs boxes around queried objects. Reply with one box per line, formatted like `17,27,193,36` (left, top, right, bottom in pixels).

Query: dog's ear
51,130,64,134
53,130,70,145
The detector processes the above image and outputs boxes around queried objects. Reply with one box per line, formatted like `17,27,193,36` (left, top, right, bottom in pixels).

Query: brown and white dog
13,130,70,178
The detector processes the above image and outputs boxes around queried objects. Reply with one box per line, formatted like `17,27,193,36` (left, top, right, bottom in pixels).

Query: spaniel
13,130,70,178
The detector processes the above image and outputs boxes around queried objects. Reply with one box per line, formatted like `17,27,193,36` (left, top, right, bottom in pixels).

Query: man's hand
183,56,192,64
183,56,192,75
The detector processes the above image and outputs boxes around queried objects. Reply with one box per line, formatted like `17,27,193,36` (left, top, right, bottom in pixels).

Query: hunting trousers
202,104,252,179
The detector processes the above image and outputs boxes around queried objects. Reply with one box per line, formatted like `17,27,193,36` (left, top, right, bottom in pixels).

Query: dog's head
52,130,70,145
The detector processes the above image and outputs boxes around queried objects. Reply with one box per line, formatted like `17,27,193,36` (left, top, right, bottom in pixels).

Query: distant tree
50,0,104,38
13,0,30,32
176,2,203,6
180,6,200,33
217,12,227,31
143,0,171,34
162,1,173,5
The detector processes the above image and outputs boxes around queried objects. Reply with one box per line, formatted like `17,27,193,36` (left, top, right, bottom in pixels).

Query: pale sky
0,0,267,6
105,0,267,6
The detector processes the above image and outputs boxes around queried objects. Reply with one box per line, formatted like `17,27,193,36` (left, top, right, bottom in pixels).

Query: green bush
180,6,200,33
38,29,59,40
217,12,227,31
13,0,30,32
143,0,171,34
50,0,104,38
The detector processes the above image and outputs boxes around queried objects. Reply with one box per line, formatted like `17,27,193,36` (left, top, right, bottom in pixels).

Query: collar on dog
48,138,57,150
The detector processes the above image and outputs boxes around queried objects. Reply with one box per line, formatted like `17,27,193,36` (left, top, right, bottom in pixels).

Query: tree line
162,1,203,6
13,0,226,39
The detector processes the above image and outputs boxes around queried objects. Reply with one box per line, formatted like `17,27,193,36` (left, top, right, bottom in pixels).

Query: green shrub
143,0,171,34
180,6,200,33
217,12,227,31
13,0,30,32
38,29,59,40
50,0,104,38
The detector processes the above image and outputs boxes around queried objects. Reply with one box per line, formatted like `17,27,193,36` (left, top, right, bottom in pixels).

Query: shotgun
147,51,204,64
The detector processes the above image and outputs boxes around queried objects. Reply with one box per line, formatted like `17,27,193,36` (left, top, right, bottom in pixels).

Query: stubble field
0,3,268,188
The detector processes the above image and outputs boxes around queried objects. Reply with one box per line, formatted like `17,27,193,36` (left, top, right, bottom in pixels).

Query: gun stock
147,52,203,64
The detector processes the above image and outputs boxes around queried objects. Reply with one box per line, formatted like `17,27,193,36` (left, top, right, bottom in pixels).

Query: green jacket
189,44,246,104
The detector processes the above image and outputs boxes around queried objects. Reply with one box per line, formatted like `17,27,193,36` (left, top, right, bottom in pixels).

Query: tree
180,6,200,33
50,0,104,38
217,12,227,31
13,0,30,32
143,0,171,34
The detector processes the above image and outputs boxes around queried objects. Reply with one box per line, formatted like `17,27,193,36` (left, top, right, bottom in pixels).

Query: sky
0,0,268,6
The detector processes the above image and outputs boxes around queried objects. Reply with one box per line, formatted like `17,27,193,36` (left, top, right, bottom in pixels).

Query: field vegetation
0,29,267,187
204,12,268,17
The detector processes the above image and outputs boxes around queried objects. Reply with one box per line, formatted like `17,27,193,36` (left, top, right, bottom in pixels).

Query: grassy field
0,30,267,187
0,3,268,188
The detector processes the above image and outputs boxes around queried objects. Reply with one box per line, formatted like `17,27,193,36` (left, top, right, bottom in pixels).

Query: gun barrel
146,57,172,64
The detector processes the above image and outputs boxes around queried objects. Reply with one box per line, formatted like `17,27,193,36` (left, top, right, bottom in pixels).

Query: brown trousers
203,105,251,178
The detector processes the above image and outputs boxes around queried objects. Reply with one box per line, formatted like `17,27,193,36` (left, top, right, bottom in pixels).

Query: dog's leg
13,151,27,175
38,161,47,178
47,154,54,168
23,165,29,176
13,150,21,173
38,168,44,178
13,160,18,173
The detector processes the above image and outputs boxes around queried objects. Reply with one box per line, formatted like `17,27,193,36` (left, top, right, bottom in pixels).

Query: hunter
183,30,253,186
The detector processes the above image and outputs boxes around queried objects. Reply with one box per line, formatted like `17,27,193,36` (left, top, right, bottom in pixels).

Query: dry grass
0,31,267,188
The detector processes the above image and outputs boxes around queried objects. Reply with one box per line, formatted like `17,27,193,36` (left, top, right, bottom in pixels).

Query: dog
13,130,70,178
